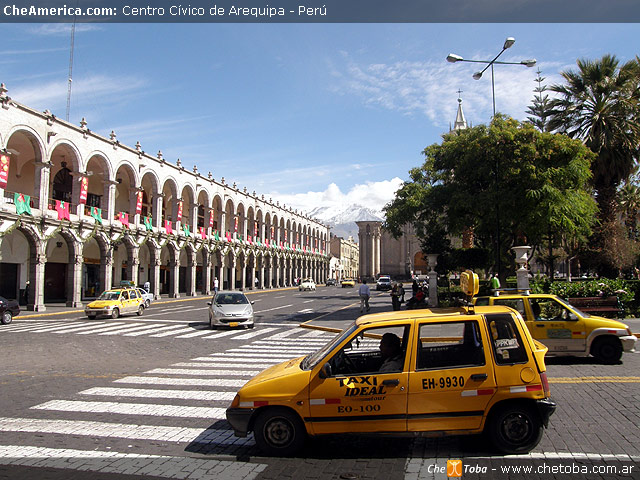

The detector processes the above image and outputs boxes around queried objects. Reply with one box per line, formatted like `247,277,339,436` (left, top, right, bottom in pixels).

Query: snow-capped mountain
306,204,384,240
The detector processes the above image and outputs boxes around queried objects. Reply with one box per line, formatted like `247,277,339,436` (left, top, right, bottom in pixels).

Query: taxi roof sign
460,270,479,297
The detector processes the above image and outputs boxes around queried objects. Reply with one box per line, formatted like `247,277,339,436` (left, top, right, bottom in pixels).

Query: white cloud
28,24,102,36
268,177,404,215
332,53,566,128
10,74,148,112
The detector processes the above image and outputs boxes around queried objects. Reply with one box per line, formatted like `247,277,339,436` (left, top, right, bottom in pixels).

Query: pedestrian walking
214,277,219,294
143,280,150,293
358,279,371,313
390,282,402,311
490,273,501,295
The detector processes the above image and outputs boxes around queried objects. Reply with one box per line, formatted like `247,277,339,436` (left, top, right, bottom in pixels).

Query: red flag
136,191,143,215
118,212,129,228
0,154,9,189
226,231,233,242
247,235,253,245
209,209,214,228
55,200,70,220
254,223,258,238
199,226,206,239
79,176,88,205
165,220,173,234
270,226,274,240
234,216,238,233
176,200,183,222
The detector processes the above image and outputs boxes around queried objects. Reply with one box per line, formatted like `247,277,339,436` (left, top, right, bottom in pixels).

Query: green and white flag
144,215,153,231
90,206,103,224
14,193,32,215
182,225,190,237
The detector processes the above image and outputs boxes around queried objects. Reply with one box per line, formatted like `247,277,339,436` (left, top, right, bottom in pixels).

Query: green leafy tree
384,116,597,279
547,55,640,273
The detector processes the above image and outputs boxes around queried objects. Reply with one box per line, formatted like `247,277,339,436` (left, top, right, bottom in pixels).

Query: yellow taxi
473,291,637,364
340,278,356,288
84,288,145,319
227,272,556,456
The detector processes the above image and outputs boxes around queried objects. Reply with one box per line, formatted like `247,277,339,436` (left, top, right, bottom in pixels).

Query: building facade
356,97,469,280
329,235,359,281
0,84,330,311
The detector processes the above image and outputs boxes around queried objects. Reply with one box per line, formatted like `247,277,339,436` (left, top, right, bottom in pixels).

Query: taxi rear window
485,313,528,364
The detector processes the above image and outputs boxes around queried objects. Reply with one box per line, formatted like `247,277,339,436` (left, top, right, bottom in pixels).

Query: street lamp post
447,37,536,117
446,37,536,278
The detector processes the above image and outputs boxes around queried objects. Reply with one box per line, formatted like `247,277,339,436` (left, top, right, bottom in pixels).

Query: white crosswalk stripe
32,400,228,419
0,326,341,479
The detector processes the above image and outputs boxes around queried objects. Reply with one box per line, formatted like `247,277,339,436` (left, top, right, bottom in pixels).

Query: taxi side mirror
207,302,212,306
319,362,332,379
251,301,255,305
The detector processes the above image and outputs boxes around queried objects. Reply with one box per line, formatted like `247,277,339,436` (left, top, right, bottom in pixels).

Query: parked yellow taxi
227,272,556,456
473,292,637,364
84,288,145,319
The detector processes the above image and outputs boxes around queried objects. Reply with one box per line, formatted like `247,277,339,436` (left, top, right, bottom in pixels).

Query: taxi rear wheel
488,404,543,454
591,336,622,364
136,305,144,316
253,408,305,456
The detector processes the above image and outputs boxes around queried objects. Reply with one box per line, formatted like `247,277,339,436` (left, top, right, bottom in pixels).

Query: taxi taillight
540,372,550,397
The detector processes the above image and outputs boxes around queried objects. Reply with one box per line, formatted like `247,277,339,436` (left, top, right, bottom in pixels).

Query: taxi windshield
557,296,591,318
301,323,358,370
98,291,121,301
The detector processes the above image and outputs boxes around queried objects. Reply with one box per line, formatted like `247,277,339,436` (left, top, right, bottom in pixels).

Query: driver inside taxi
379,332,404,372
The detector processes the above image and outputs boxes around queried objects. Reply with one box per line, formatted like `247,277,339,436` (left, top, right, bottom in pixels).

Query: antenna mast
65,19,76,122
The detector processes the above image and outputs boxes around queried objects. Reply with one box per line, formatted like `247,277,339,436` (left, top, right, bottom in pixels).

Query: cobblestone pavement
1,296,639,480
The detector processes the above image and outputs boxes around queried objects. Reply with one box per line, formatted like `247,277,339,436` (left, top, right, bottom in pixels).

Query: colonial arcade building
0,84,330,311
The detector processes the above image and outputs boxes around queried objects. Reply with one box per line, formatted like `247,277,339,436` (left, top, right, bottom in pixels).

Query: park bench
568,296,624,318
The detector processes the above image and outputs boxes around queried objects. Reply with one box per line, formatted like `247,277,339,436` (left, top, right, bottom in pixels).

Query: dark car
0,296,20,325
326,278,336,286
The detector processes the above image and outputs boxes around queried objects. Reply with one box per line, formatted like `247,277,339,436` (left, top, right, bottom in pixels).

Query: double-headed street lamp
446,37,536,278
447,37,536,117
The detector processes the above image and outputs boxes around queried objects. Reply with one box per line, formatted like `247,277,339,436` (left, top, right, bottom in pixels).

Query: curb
17,286,301,319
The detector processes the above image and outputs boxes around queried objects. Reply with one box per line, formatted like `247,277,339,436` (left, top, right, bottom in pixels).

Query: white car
207,291,254,329
136,288,154,308
298,278,316,291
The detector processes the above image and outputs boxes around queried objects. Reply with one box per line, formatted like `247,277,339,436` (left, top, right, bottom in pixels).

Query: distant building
329,234,359,280
357,96,468,280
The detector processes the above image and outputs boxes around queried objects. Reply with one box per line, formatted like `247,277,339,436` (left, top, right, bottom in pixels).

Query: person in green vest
490,273,501,295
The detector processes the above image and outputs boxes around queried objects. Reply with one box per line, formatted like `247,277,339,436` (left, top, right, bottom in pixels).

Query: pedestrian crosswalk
0,319,302,341
0,326,336,479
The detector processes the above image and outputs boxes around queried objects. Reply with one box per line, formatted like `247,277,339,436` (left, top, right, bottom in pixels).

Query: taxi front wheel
591,336,623,364
253,408,306,456
488,404,543,454
111,308,120,319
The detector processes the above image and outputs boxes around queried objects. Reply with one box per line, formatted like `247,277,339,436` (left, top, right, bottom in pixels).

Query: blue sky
2,23,639,214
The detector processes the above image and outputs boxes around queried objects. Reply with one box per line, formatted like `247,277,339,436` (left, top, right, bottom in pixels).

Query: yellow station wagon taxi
84,287,145,319
227,272,556,456
473,292,637,364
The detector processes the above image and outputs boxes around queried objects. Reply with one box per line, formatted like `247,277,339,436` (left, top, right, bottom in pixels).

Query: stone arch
114,162,138,217
161,177,179,224
49,141,81,208
196,189,210,232
140,171,160,220
4,127,45,201
85,152,112,220
224,198,235,234
180,184,196,231
212,194,224,232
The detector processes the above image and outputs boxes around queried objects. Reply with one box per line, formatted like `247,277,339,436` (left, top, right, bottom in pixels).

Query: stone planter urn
512,246,531,270
427,254,438,272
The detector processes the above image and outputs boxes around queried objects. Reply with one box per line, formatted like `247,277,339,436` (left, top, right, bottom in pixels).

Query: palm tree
548,55,640,227
618,182,640,239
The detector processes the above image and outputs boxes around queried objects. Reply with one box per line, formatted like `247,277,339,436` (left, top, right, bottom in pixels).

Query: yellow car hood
585,315,630,330
87,300,119,309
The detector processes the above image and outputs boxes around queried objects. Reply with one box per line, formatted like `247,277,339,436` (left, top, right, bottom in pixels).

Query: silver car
207,291,255,329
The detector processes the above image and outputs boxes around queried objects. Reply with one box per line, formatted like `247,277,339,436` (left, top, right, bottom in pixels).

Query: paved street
1,286,639,479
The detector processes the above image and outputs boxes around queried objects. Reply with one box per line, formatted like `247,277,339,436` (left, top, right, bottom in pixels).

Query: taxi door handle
382,379,400,386
536,324,545,327
470,374,487,381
